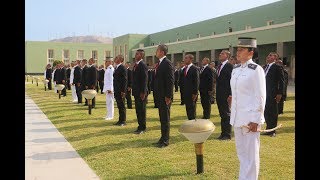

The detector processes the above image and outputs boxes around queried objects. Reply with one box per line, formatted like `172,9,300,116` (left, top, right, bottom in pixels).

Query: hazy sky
25,0,281,41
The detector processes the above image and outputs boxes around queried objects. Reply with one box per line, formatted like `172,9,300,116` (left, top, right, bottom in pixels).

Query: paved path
25,94,100,180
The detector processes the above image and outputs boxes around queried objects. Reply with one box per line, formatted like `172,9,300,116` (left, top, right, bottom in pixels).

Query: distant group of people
43,37,289,180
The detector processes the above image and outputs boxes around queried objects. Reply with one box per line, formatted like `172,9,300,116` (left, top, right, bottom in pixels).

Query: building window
267,20,274,26
63,49,70,64
47,49,54,64
92,50,98,61
105,50,111,58
245,25,251,30
77,50,84,60
228,27,233,32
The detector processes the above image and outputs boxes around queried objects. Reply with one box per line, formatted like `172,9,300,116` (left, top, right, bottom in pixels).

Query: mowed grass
25,81,295,179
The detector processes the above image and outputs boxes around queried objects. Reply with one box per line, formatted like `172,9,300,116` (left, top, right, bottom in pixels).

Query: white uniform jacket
103,65,114,93
230,59,266,127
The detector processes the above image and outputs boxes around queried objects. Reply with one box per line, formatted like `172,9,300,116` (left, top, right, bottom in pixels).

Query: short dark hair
137,49,145,58
157,44,168,55
116,55,124,62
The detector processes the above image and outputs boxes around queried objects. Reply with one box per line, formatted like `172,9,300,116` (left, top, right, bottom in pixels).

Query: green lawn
26,81,295,180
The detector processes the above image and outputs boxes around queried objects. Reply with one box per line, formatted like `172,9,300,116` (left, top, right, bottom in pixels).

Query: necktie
217,64,222,76
154,62,159,74
264,64,269,73
200,66,205,73
184,65,188,77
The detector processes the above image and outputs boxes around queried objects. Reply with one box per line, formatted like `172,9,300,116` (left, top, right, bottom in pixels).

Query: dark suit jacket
98,69,105,81
73,66,82,84
113,64,127,97
60,68,66,82
199,66,213,92
216,62,233,99
150,69,155,91
127,68,132,88
66,68,71,80
53,69,59,82
154,57,174,100
132,62,148,97
85,65,97,88
178,68,185,89
46,68,52,80
81,65,88,88
174,69,180,83
264,63,284,98
183,65,199,97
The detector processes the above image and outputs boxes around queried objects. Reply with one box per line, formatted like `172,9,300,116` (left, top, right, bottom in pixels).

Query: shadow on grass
77,133,193,158
277,125,295,134
282,110,295,114
285,96,295,101
278,116,295,121
119,172,187,180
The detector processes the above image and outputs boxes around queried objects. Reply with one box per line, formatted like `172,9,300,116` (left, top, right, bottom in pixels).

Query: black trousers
115,95,126,123
200,91,211,119
95,83,99,93
75,84,82,103
66,80,71,90
174,81,179,92
48,79,52,90
278,96,285,114
184,96,197,120
134,96,147,130
179,87,185,104
157,98,171,145
264,96,279,133
126,90,132,109
153,90,158,108
216,96,231,138
99,81,104,94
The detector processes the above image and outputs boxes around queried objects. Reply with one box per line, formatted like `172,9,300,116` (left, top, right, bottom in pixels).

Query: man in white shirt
102,57,115,120
69,61,78,103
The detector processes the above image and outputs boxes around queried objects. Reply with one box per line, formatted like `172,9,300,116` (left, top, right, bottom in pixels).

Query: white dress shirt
158,56,166,65
218,60,228,76
185,63,193,75
264,62,275,75
230,59,266,127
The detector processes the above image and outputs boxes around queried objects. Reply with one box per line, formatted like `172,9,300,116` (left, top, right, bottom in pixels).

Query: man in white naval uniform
69,61,78,103
102,57,115,120
229,37,266,180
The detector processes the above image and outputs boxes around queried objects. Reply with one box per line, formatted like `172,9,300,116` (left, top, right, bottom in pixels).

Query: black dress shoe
116,122,126,126
269,132,276,137
134,130,145,134
219,136,231,141
157,142,169,148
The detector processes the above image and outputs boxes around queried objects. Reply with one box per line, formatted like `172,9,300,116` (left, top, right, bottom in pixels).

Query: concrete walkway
25,94,100,180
